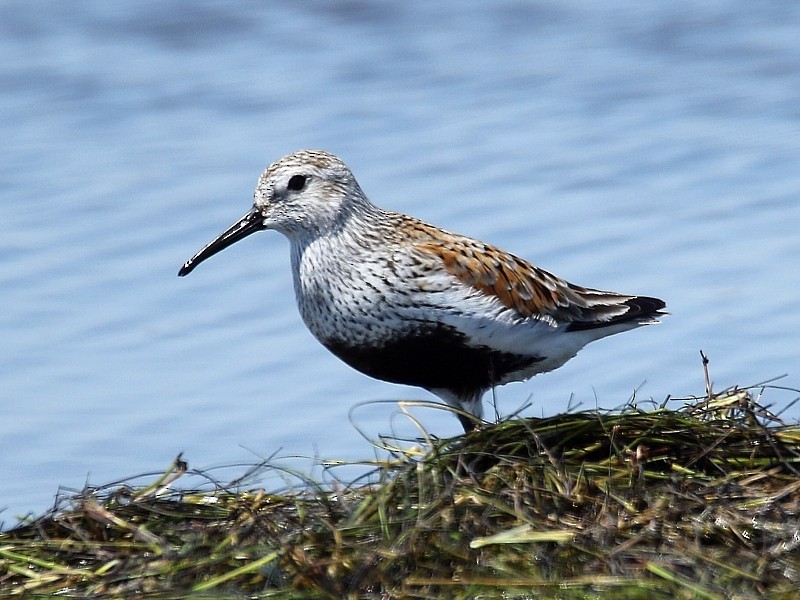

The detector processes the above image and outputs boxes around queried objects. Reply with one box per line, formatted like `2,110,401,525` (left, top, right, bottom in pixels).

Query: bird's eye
287,174,307,191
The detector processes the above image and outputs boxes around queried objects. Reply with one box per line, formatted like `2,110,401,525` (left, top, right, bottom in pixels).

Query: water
2,1,799,526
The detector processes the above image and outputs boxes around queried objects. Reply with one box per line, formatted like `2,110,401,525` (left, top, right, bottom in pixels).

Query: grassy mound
2,383,800,598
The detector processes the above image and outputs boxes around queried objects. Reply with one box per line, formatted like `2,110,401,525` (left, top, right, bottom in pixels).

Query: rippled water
2,1,799,525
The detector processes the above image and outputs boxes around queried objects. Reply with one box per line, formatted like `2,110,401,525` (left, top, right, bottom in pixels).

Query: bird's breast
290,239,412,346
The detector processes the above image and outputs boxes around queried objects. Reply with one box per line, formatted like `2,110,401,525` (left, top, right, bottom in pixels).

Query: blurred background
2,1,799,526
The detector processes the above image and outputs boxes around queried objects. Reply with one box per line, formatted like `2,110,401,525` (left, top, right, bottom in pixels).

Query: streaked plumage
179,150,666,432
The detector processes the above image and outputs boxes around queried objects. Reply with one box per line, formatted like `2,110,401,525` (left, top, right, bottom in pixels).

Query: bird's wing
414,238,663,329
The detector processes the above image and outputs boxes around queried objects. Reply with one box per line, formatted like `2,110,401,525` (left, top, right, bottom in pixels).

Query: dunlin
179,150,665,432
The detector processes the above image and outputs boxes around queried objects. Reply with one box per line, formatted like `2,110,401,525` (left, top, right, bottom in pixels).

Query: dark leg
458,413,478,433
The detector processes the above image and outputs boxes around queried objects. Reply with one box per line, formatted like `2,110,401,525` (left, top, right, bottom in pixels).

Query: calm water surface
2,1,800,525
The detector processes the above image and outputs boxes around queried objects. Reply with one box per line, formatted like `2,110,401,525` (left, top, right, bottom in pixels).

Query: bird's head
178,150,370,277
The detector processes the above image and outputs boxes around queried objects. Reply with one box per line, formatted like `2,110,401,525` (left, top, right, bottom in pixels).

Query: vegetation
2,368,800,598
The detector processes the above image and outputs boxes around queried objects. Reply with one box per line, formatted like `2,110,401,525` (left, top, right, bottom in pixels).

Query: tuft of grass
2,382,800,598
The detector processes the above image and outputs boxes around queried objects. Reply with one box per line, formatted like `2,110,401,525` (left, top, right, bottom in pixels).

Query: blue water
2,1,799,526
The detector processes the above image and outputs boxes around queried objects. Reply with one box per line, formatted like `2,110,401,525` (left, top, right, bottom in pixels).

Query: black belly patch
323,326,543,397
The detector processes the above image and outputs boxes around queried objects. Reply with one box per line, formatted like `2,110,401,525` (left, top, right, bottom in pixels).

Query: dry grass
2,377,800,598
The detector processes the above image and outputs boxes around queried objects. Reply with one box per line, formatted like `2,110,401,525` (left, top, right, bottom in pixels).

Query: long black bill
178,207,266,276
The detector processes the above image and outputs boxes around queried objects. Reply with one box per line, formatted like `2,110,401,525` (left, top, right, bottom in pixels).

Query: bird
179,150,666,432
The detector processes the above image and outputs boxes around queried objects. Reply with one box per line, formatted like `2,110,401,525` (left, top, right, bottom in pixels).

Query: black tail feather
567,295,666,332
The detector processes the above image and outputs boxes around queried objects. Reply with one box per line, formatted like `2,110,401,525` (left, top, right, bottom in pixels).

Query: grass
2,370,800,598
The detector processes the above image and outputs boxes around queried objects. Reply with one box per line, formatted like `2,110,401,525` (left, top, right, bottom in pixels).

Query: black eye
287,174,307,191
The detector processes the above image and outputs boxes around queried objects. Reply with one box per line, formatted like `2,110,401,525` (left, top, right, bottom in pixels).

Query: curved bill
178,207,266,276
